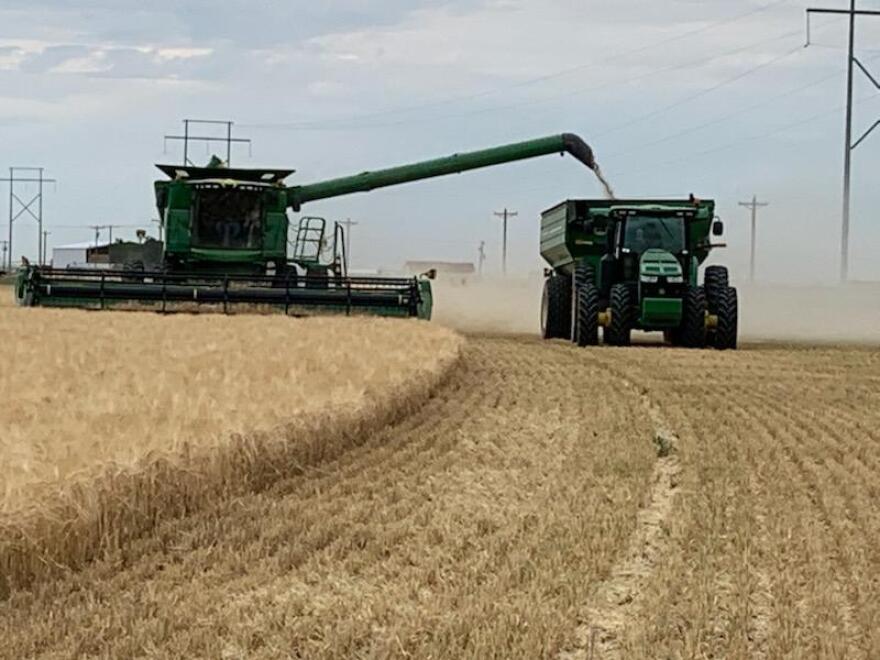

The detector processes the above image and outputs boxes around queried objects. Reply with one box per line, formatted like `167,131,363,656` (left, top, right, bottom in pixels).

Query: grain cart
16,134,599,318
540,198,737,349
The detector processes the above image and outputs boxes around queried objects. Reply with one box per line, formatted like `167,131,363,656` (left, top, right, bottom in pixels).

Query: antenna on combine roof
163,119,253,167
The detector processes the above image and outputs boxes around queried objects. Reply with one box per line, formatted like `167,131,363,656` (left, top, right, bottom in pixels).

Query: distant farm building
53,238,163,269
52,242,111,269
404,261,476,285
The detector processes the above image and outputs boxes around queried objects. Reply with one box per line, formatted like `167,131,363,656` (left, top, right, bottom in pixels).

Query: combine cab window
622,216,685,255
193,187,263,249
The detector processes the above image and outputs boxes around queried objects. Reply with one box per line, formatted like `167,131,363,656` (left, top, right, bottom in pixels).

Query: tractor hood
639,249,683,281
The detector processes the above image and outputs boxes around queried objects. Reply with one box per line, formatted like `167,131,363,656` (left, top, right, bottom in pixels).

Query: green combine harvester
15,134,599,319
540,198,738,349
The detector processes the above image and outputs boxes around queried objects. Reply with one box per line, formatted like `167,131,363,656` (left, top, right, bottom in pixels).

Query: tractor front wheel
605,283,634,346
712,286,738,350
680,285,707,348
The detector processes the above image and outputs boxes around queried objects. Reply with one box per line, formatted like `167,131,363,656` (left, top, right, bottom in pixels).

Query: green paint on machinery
540,198,738,349
15,133,598,319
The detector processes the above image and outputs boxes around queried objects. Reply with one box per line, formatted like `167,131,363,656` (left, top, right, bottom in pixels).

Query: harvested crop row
0,336,658,659
0,306,462,596
582,343,880,659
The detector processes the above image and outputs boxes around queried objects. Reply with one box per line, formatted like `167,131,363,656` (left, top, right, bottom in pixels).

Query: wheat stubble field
0,299,461,597
1,289,879,658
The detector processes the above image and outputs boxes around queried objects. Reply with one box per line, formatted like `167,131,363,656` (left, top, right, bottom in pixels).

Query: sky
1,0,879,283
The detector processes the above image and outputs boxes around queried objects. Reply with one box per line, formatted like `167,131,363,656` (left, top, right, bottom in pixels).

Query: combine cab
540,198,738,349
15,133,602,320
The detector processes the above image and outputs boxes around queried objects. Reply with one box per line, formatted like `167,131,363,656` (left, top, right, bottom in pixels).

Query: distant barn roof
404,261,476,274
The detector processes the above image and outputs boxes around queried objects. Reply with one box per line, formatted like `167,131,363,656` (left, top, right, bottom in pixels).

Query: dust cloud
432,277,880,345
738,283,880,344
432,277,543,335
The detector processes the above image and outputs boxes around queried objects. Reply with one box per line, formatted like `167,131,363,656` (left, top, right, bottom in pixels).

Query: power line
606,83,880,180
244,2,799,131
593,45,804,140
603,64,851,162
739,196,770,282
246,1,793,129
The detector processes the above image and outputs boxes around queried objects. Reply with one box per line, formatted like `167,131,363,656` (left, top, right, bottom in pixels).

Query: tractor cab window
621,215,685,255
193,186,263,249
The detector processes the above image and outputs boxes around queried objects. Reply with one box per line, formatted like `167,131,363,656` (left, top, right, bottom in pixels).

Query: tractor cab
611,206,693,284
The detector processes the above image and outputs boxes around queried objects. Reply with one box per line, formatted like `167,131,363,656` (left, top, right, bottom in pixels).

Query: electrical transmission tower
0,167,56,268
738,196,769,282
478,240,486,275
806,1,880,282
164,119,252,167
493,208,517,275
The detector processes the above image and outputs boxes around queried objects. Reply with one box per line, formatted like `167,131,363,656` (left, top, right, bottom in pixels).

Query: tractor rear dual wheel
680,285,707,348
711,286,738,350
572,264,599,346
541,275,572,340
605,283,634,346
704,265,729,301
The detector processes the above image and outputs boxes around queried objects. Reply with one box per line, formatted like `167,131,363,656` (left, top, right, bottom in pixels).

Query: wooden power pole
738,195,769,282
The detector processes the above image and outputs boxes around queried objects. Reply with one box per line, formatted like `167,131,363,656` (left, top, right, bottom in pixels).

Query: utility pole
88,224,124,247
151,217,164,242
493,208,517,275
478,240,486,276
0,240,8,270
42,230,50,265
339,218,359,267
0,167,56,268
806,2,880,282
738,196,769,282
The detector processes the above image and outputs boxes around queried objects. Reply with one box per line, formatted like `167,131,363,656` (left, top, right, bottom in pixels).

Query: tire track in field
560,351,683,660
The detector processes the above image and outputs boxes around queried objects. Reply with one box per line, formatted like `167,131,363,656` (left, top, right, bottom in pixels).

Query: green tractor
16,133,599,319
540,198,737,349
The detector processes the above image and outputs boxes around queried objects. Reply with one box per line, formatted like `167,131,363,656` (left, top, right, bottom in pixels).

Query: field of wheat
2,285,879,658
0,301,461,596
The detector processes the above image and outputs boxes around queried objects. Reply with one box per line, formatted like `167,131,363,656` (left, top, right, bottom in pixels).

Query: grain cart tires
712,286,738,350
572,264,599,346
541,274,572,339
680,285,707,348
605,283,634,346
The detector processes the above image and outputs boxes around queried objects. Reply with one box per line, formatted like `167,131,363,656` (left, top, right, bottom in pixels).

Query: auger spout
287,133,596,211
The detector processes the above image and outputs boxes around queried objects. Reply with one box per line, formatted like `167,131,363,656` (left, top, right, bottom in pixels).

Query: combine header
16,134,600,319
